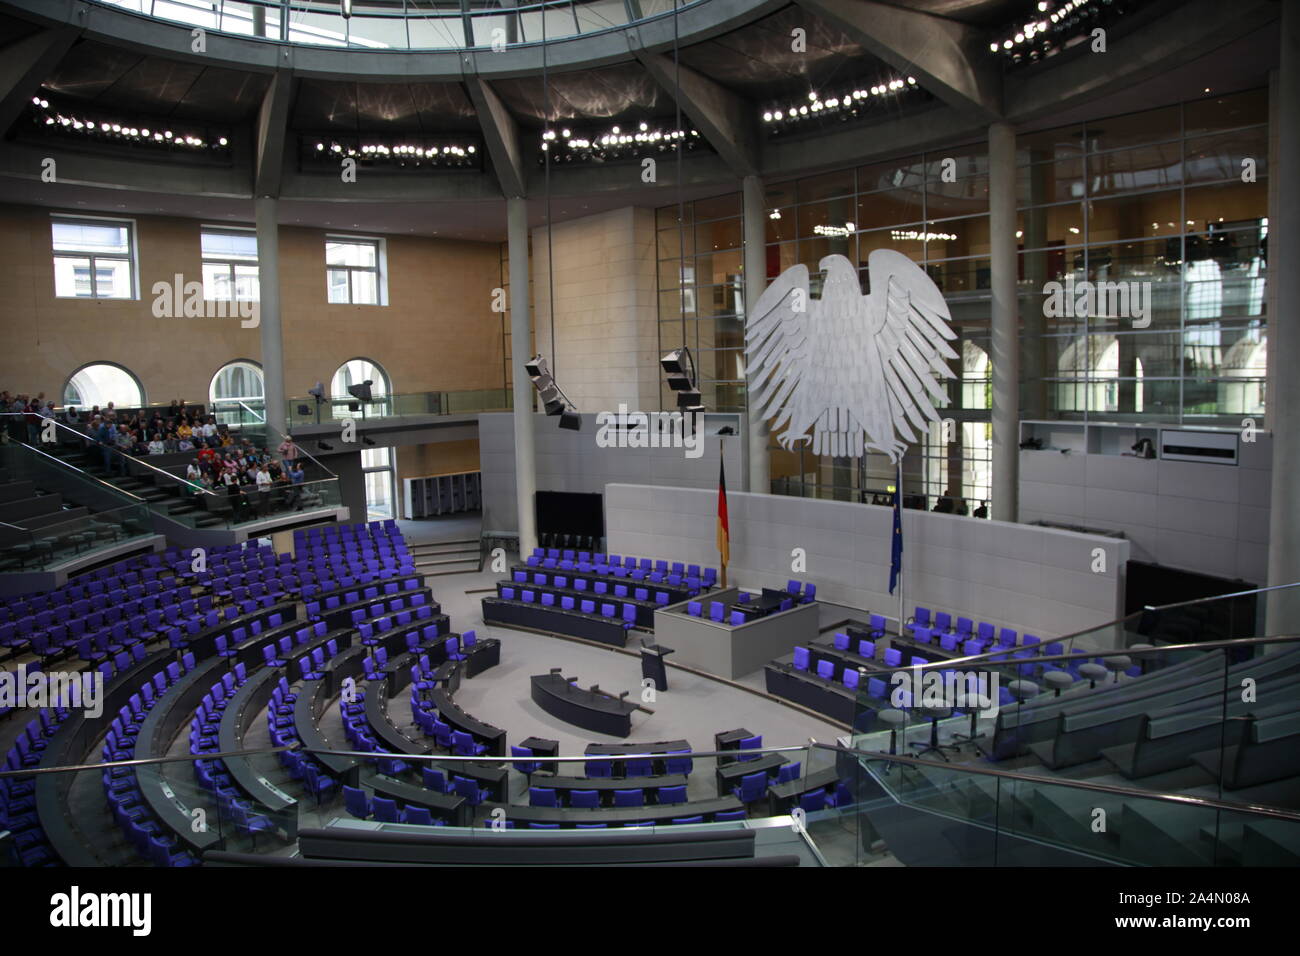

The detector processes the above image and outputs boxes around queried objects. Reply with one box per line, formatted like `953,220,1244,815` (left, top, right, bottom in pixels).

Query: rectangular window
326,237,384,305
51,216,135,299
201,227,259,301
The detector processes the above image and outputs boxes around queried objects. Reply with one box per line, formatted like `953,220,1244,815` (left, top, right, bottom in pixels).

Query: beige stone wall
0,203,506,404
531,206,661,414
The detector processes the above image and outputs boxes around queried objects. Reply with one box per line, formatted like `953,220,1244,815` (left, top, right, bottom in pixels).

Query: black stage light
317,441,333,451
347,380,373,403
526,354,581,430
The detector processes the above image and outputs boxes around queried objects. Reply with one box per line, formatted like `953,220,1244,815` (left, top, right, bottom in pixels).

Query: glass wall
655,88,1268,510
1019,90,1268,425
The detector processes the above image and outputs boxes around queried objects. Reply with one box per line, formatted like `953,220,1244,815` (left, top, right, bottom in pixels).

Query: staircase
45,441,226,528
409,537,481,576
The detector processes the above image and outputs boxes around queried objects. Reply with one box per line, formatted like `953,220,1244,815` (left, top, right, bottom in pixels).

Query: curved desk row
527,772,690,802
429,683,506,757
510,563,705,606
134,655,229,856
763,658,859,727
481,596,629,647
220,626,355,818
497,580,660,628
294,646,367,785
320,589,440,634
501,795,745,828
35,601,296,865
366,772,471,827
530,672,641,738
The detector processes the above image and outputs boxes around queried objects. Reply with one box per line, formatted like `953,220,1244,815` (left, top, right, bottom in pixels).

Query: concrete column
254,197,286,440
1267,8,1300,629
988,122,1020,522
508,196,538,554
742,174,770,494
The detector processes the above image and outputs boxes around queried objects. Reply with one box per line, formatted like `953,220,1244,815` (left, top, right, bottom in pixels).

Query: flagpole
718,439,728,589
896,459,904,639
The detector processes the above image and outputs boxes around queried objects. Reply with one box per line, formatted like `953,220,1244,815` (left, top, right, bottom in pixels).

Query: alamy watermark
0,665,103,718
1042,275,1151,328
889,665,1000,718
151,274,259,328
595,404,703,459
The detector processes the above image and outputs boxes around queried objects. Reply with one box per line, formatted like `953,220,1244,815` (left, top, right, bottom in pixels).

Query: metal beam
635,49,759,178
794,0,1001,121
254,70,293,198
465,76,525,199
0,26,78,138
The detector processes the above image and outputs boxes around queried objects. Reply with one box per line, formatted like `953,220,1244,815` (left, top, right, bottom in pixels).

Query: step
410,543,479,556
1120,801,1215,865
413,556,480,568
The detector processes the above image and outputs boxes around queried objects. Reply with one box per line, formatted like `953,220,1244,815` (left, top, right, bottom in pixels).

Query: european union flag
889,485,903,594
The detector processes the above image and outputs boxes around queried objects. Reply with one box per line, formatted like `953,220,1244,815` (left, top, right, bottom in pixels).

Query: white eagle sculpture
745,251,959,462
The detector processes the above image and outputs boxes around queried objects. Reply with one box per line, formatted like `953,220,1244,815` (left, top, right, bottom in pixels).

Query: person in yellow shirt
177,422,192,441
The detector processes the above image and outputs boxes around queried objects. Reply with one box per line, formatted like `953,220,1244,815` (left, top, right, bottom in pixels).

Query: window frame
50,214,139,300
200,225,260,302
325,235,387,306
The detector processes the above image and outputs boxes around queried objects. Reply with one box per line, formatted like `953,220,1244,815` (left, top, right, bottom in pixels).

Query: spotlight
317,441,334,451
346,381,373,403
526,355,581,430
362,436,376,446
660,347,703,412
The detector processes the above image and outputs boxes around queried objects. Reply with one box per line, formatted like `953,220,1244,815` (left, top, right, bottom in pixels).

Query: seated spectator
147,433,165,455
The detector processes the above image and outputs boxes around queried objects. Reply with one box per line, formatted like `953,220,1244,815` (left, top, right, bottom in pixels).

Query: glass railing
285,388,512,428
0,415,342,533
833,580,1300,865
0,439,156,571
89,0,706,52
9,729,1298,867
0,502,154,572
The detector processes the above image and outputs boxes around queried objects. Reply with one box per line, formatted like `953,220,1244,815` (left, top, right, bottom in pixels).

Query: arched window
209,361,265,425
330,357,390,401
63,362,144,409
330,359,395,519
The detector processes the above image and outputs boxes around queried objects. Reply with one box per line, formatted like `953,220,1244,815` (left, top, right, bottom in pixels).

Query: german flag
716,457,730,568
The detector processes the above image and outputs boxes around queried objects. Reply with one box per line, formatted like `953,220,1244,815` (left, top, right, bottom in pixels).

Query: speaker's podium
639,639,674,692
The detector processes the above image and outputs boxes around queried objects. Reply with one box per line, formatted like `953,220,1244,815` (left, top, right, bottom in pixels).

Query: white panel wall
605,483,1129,641
478,412,743,535
1019,434,1271,583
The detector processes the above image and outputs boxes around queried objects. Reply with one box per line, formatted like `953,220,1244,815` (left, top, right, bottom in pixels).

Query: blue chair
343,785,371,819
816,659,835,680
775,761,802,785
613,788,644,808
657,785,687,804
843,669,861,691
792,646,810,671
709,602,725,622
529,787,559,808
833,632,850,651
671,815,705,825
421,767,448,793
732,771,768,803
687,601,702,617
624,758,654,777
786,579,801,595
452,731,486,756
372,796,404,823
569,789,600,809
737,735,762,760
404,806,436,826
715,809,747,822
512,746,540,776
799,788,828,812
585,759,613,777
729,611,745,626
